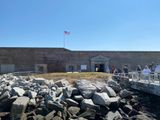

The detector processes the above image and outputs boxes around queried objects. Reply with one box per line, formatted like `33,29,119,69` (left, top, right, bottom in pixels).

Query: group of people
136,63,160,80
111,62,160,80
111,65,129,76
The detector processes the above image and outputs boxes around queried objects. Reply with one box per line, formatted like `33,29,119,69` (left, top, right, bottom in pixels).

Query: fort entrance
91,55,110,72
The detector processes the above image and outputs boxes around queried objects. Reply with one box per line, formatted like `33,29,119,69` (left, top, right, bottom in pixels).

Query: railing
113,72,160,84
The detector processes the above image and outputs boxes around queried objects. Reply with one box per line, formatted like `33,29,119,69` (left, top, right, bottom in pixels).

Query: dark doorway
95,64,105,72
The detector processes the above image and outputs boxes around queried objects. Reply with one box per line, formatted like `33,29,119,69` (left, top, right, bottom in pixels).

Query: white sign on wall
81,65,87,70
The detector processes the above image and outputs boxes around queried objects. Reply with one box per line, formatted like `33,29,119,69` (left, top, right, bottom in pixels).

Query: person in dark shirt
123,65,128,76
137,65,142,80
149,62,155,80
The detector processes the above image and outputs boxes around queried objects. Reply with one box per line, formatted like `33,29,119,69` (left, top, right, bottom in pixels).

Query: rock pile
0,74,153,120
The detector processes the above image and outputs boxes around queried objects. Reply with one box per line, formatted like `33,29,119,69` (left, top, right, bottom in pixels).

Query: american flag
64,31,70,35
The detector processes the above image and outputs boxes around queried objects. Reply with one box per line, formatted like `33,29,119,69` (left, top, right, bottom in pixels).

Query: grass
32,72,112,84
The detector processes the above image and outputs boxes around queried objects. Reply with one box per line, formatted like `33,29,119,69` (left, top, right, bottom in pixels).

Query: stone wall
0,47,160,73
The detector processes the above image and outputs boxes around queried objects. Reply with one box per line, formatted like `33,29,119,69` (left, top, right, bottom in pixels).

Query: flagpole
63,33,65,48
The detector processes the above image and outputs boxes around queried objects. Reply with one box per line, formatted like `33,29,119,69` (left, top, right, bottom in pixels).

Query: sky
0,0,160,51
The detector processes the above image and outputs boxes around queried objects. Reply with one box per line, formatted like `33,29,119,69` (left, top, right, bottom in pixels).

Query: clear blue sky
0,0,160,51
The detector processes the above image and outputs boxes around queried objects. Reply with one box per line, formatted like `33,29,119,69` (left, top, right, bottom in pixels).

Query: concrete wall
0,47,160,73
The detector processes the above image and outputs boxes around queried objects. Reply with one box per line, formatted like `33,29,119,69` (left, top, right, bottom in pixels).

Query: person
155,64,160,80
113,68,118,75
142,65,151,81
111,65,115,74
123,65,128,76
149,62,155,80
136,65,142,80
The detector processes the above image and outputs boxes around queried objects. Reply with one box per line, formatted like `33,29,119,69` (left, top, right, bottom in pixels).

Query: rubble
0,73,156,120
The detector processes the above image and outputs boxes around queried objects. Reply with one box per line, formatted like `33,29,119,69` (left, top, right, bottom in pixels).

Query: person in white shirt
155,64,160,80
142,65,151,80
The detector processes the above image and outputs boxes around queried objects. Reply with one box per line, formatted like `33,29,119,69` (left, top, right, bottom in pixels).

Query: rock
56,88,63,97
128,109,139,117
25,90,37,99
74,95,84,101
65,98,79,106
105,111,122,120
68,106,80,115
92,81,106,92
118,108,128,118
107,80,121,93
52,116,63,120
29,99,36,106
130,98,138,106
34,114,45,120
92,92,110,106
32,78,48,85
96,106,109,116
0,91,10,102
119,99,127,108
81,99,100,110
119,89,132,99
57,111,62,118
103,86,117,97
131,114,151,120
108,97,120,110
45,110,56,120
132,102,142,111
63,87,74,98
0,95,17,112
11,96,30,120
78,109,96,120
54,79,69,87
75,80,97,99
3,86,12,93
47,100,64,112
35,107,49,116
11,87,25,96
122,105,133,114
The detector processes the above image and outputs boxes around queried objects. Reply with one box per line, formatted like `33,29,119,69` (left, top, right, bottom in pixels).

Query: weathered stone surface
0,74,158,120
105,111,122,120
68,106,80,115
65,98,79,106
128,109,139,117
34,114,45,120
0,91,10,102
73,95,84,101
123,105,133,114
119,99,127,108
103,86,117,97
81,99,100,110
11,96,30,120
47,100,64,112
92,92,110,106
32,78,48,85
78,109,96,120
11,87,25,96
63,86,75,98
108,97,120,110
132,102,142,111
35,107,49,116
52,116,63,120
25,90,37,99
92,81,106,92
29,99,36,106
107,80,121,93
119,89,132,99
131,114,151,120
55,79,69,87
76,80,97,99
45,110,56,120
